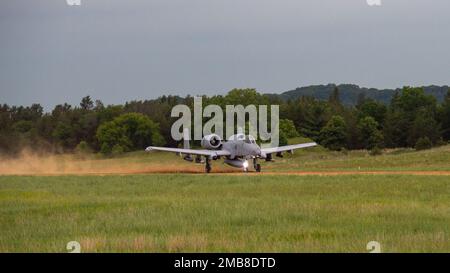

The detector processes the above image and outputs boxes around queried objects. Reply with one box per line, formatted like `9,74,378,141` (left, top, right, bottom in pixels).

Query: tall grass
0,174,449,252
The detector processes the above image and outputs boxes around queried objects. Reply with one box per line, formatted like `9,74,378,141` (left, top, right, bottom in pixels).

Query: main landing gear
253,159,261,173
205,157,212,173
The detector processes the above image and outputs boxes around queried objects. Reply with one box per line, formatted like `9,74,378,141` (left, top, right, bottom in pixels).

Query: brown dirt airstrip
0,152,449,176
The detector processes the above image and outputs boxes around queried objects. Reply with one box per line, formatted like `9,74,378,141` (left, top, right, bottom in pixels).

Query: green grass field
0,145,449,252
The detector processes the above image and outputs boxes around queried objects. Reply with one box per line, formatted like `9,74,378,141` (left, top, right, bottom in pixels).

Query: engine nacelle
201,134,222,150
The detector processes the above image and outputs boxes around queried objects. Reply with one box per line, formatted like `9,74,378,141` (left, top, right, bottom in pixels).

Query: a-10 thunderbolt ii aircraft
145,133,317,173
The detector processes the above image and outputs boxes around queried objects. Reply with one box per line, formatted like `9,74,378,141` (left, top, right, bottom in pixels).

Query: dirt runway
221,170,450,176
1,152,449,176
2,167,450,176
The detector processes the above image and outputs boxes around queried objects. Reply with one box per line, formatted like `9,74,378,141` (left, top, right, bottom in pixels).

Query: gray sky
1,0,449,110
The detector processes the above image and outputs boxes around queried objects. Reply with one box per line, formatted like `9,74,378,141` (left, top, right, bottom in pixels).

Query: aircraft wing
145,146,231,157
261,142,317,154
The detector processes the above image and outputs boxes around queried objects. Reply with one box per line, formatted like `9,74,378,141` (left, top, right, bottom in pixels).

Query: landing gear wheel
253,159,261,173
205,158,212,173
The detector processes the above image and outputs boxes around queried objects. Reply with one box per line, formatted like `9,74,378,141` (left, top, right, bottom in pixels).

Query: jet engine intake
201,134,222,150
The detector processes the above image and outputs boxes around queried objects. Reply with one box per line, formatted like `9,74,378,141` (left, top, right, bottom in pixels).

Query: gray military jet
145,133,317,173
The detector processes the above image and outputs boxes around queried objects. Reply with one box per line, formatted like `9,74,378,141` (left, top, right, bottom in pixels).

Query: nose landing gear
243,160,249,172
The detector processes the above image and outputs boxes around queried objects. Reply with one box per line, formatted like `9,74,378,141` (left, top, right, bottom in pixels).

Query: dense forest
1,86,449,156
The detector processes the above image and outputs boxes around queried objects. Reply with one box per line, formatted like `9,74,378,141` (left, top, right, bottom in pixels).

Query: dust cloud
0,149,237,175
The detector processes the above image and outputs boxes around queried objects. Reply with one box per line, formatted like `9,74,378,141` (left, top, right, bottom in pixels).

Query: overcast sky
1,0,449,110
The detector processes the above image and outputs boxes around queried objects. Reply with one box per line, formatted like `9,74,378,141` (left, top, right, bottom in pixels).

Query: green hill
273,84,449,105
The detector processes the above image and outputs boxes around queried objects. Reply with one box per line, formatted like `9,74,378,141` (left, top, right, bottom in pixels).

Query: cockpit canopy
228,134,257,144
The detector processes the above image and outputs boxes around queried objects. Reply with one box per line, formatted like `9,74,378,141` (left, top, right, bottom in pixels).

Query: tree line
1,87,449,156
